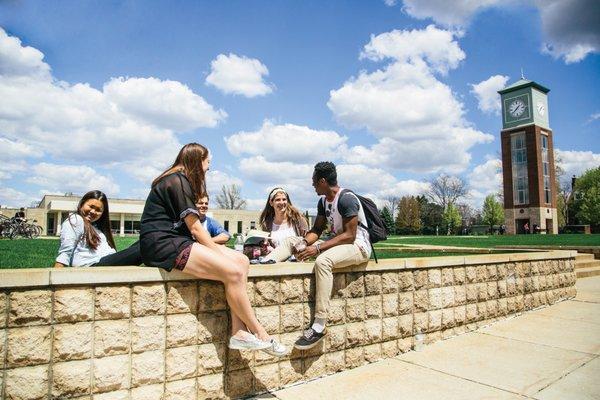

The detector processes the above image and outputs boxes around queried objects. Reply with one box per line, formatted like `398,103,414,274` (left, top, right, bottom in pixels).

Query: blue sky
0,0,598,211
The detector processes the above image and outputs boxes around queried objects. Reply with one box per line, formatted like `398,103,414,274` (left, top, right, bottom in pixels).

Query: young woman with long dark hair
54,190,141,267
259,187,308,248
140,143,286,356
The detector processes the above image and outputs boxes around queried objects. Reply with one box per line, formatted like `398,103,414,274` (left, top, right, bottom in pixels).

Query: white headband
269,188,287,201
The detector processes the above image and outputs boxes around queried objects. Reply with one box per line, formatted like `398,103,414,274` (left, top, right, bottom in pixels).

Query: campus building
1,194,262,237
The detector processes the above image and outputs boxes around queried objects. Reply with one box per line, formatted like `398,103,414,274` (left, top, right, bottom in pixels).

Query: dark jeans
94,241,142,266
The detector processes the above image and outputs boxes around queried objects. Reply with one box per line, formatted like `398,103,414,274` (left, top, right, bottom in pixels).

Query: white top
270,221,297,247
323,188,371,257
56,214,116,267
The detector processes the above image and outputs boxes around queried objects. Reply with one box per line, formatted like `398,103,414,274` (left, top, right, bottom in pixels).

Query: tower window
511,133,529,205
541,135,551,204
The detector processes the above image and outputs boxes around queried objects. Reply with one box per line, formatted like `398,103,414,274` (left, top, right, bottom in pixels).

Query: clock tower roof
498,79,550,95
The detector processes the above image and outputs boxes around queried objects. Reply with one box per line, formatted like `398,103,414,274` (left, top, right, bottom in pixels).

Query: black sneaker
294,327,326,350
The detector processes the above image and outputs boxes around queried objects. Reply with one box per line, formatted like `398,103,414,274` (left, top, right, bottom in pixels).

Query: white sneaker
228,334,272,351
262,339,288,357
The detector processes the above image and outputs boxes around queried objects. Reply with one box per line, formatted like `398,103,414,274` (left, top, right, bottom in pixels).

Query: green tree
481,194,504,233
380,206,395,235
442,204,462,235
574,167,600,227
416,195,443,235
396,196,421,235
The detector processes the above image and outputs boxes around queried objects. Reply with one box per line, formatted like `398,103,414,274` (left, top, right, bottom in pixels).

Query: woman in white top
259,187,308,247
54,190,141,267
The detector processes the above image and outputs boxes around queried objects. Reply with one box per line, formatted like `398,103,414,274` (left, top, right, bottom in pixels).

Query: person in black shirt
14,207,25,222
140,143,286,356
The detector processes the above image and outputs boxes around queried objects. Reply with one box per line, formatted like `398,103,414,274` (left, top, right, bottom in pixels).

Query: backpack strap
340,189,378,264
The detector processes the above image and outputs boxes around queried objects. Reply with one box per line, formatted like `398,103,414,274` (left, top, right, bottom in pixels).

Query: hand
297,245,319,261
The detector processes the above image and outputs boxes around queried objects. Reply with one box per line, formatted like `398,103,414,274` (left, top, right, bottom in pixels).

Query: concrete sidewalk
261,276,600,400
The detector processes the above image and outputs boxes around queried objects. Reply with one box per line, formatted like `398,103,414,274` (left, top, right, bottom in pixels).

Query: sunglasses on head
325,203,332,217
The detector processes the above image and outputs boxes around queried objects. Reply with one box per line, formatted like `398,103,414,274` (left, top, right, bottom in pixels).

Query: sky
0,0,599,212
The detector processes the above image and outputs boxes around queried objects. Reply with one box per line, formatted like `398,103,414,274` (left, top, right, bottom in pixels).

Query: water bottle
414,329,424,352
234,235,244,252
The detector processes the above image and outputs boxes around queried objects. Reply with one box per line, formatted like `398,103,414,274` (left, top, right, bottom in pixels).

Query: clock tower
498,78,558,234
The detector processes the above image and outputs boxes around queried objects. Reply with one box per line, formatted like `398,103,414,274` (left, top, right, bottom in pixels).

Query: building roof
498,78,550,94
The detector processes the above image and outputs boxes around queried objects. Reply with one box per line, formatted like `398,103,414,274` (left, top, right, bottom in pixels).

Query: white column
120,213,125,237
56,211,63,236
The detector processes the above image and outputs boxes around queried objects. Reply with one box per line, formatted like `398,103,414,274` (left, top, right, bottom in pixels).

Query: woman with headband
259,187,308,248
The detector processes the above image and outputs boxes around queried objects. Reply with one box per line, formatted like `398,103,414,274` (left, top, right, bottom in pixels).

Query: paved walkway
260,277,600,400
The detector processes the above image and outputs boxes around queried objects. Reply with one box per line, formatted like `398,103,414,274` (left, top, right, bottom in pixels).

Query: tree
417,195,443,235
396,196,421,235
425,174,469,210
215,184,247,210
481,194,504,233
442,204,462,235
380,207,395,236
574,167,600,228
384,196,401,221
554,154,570,228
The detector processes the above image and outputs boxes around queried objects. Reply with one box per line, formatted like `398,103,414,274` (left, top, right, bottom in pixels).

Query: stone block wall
0,251,577,399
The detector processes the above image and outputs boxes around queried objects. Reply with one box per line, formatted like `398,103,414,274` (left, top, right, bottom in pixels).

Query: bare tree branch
425,174,469,210
215,184,247,210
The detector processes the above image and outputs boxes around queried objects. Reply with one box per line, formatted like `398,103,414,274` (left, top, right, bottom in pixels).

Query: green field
0,234,598,269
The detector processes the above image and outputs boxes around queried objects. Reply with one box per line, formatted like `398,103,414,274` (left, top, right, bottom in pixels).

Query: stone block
131,316,165,352
254,278,280,306
197,374,224,400
197,311,227,345
167,282,198,314
131,350,164,387
328,298,345,325
166,345,197,381
398,292,413,315
4,365,48,400
54,287,94,323
506,297,516,314
477,283,488,301
516,262,528,278
304,355,327,380
398,271,413,290
166,314,198,347
477,302,488,320
326,350,346,374
381,272,399,293
524,277,534,293
454,306,466,325
279,359,303,386
476,265,487,282
345,346,364,369
515,295,525,311
331,273,346,299
487,282,498,299
414,290,429,312
382,293,398,317
281,303,303,332
364,343,382,363
0,291,6,328
382,317,399,340
454,286,466,305
524,293,534,310
516,278,525,294
132,283,166,317
344,273,365,298
9,290,51,326
426,330,442,345
254,363,280,391
53,322,92,361
52,360,91,398
327,324,346,351
280,277,304,303
487,300,498,317
398,314,412,338
93,354,129,393
465,266,476,283
225,368,253,399
165,378,196,400
398,337,412,353
453,267,466,285
429,288,443,310
365,319,382,343
486,265,497,280
198,281,226,312
94,320,130,357
304,276,316,302
131,384,164,400
95,286,130,320
365,273,382,295
497,280,507,297
345,322,365,347
428,310,442,332
442,268,454,286
227,345,254,370
441,308,455,329
497,263,507,279
413,312,428,334
198,343,226,374
428,269,442,288
381,340,399,358
7,325,51,367
255,305,280,334
0,328,4,366
365,295,382,319
345,297,365,322
465,304,478,323
466,284,478,303
413,270,428,290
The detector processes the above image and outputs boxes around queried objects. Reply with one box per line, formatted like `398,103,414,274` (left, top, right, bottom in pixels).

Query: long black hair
73,190,115,250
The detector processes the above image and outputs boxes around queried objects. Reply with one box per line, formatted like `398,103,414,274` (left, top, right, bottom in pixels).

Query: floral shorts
174,244,193,271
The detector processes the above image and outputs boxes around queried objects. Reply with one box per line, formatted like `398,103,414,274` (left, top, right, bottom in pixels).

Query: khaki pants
265,237,369,320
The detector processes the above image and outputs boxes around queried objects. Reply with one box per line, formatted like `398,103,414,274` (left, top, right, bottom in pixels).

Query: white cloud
0,187,36,208
329,26,493,173
26,163,120,196
383,0,398,5
467,157,502,207
470,75,510,115
588,112,600,123
206,169,244,194
0,28,50,78
556,149,600,181
206,53,274,97
238,156,313,184
401,0,502,28
225,120,347,164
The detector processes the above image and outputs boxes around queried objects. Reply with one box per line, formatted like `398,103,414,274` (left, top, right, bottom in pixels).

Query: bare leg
182,243,270,341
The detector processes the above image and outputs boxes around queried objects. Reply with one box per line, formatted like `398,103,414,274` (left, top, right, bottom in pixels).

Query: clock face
537,102,545,116
509,99,527,117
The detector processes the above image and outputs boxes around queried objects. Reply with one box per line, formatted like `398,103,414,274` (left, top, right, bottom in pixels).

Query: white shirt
270,221,297,247
56,214,116,267
323,189,371,257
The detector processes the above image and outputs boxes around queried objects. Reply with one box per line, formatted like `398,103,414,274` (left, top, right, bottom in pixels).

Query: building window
110,220,120,233
224,220,229,232
250,221,256,229
237,221,243,234
511,133,529,205
541,135,551,204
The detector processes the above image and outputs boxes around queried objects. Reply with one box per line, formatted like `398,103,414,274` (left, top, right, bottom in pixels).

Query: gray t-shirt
317,191,360,218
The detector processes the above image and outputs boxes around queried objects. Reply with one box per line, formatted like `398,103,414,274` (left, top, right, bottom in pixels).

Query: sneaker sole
293,335,325,350
228,341,272,351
